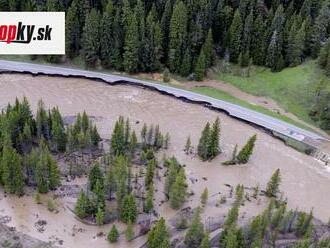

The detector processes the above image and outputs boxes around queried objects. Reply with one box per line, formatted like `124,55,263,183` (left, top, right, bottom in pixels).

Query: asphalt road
0,59,327,146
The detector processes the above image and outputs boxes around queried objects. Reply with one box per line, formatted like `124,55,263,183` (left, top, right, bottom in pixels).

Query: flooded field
0,74,329,247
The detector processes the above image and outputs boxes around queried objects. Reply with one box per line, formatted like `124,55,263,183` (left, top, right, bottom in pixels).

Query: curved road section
0,59,327,148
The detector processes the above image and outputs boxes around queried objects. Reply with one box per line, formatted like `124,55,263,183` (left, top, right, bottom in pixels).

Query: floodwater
0,74,330,247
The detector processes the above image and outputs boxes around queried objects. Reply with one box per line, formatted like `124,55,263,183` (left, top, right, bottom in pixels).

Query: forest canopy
3,0,330,77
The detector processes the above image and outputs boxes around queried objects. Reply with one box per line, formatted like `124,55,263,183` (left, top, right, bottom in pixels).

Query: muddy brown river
0,74,329,247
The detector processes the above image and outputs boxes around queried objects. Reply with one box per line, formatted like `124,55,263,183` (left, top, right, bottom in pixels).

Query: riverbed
0,74,329,247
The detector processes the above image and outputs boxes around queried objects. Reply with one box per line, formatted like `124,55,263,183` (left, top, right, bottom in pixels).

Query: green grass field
191,86,312,131
214,60,326,125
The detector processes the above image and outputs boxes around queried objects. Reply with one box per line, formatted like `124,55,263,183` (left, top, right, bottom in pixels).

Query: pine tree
129,130,137,154
75,190,89,219
180,48,192,77
251,13,266,65
88,163,103,192
100,1,114,68
168,1,188,72
82,8,100,67
36,141,60,193
145,184,154,213
125,221,134,241
197,122,211,160
147,217,170,248
266,31,285,72
120,194,137,223
203,29,214,68
108,224,119,243
1,139,24,195
105,166,116,200
229,10,243,63
91,125,101,146
95,206,105,225
123,10,139,73
51,107,66,152
195,50,206,81
169,168,187,209
36,100,50,141
266,169,281,197
208,117,220,159
145,158,156,188
236,134,257,164
93,179,105,210
111,117,125,155
65,0,80,58
184,208,204,248
164,157,180,196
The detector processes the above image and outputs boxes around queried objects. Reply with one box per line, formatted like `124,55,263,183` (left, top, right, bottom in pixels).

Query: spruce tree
208,117,220,159
145,184,154,213
82,8,100,67
203,29,214,68
111,117,125,155
168,1,188,72
1,139,24,195
184,208,204,248
229,10,243,63
88,163,103,192
36,141,60,193
51,107,66,152
108,225,119,243
266,169,281,197
120,194,137,223
195,50,206,81
75,190,89,219
95,206,105,225
169,168,187,209
65,0,80,58
236,134,257,164
123,10,139,73
147,217,170,248
180,48,192,77
197,122,211,161
129,130,137,154
100,1,114,68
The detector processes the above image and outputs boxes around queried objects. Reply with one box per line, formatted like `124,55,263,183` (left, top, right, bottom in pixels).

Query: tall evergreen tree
82,8,101,67
266,169,281,197
184,208,204,248
168,1,188,72
236,134,257,164
66,0,81,58
169,168,187,209
123,9,139,73
229,10,243,63
120,193,137,223
147,217,170,248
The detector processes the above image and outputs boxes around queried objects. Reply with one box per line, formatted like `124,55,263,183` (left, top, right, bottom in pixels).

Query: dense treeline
3,0,330,80
0,98,101,195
